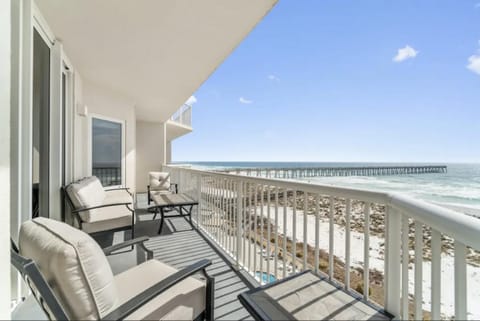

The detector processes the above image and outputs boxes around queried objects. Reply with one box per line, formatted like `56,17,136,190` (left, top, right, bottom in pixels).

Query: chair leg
205,273,214,321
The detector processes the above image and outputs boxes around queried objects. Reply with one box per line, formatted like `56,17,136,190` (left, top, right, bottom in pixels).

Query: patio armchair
11,217,214,320
148,172,178,205
63,176,135,236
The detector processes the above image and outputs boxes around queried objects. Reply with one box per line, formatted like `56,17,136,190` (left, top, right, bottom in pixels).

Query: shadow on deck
122,194,254,321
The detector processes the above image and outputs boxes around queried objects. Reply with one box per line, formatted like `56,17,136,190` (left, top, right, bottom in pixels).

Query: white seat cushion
114,260,206,320
149,190,173,199
149,172,171,191
80,208,134,235
105,189,133,204
19,218,118,320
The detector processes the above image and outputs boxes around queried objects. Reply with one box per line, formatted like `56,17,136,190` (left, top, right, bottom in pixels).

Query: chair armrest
103,236,153,259
101,259,212,321
105,187,133,196
72,202,133,214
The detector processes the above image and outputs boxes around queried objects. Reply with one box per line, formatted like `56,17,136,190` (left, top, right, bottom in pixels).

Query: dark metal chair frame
61,183,135,239
11,237,215,321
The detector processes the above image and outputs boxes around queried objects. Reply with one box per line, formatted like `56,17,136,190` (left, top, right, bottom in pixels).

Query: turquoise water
178,162,480,216
255,271,276,283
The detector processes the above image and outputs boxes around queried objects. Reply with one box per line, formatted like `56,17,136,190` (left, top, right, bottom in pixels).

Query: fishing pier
217,165,448,179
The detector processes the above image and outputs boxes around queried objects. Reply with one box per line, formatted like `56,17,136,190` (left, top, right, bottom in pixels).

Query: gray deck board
135,193,254,321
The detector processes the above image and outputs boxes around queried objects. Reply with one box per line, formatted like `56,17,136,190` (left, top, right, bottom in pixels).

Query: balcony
166,104,193,141
161,165,480,320
170,104,192,128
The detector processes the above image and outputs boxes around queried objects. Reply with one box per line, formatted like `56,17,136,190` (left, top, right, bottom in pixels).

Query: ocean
176,162,480,217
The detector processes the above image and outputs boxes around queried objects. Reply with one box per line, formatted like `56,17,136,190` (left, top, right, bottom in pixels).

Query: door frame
87,114,126,187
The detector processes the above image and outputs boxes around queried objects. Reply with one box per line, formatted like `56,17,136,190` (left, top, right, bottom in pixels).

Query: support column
1,0,11,316
161,121,167,165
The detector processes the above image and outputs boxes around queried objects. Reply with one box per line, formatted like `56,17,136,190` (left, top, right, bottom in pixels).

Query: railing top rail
165,164,480,250
166,166,389,203
389,193,480,249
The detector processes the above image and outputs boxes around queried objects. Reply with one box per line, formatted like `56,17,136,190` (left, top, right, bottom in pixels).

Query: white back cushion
19,218,118,320
149,172,171,191
66,176,106,209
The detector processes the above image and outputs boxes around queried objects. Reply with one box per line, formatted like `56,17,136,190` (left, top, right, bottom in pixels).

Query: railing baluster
218,178,221,248
431,229,441,320
206,177,211,235
237,180,243,268
267,187,271,282
315,194,320,275
414,221,423,320
215,177,219,242
226,179,230,253
243,181,247,268
345,199,351,290
401,215,409,320
223,179,230,252
283,189,287,279
364,202,371,301
196,174,201,229
454,241,467,320
260,185,264,282
385,206,401,318
254,184,258,280
303,192,308,271
230,179,234,254
292,190,297,274
329,196,334,280
274,187,279,280
248,183,252,273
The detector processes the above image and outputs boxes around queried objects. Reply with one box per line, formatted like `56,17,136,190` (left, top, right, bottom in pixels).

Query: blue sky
173,1,480,163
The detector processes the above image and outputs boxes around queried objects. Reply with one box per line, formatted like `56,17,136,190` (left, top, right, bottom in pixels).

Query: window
91,117,124,186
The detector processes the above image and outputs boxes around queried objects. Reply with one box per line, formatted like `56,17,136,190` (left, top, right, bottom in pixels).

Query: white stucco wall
73,80,136,192
0,0,11,316
135,121,168,193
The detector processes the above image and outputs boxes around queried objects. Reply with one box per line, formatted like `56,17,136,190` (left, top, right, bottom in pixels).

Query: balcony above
166,104,193,141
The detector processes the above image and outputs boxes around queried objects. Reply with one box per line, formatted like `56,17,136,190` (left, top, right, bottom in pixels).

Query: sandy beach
258,205,480,319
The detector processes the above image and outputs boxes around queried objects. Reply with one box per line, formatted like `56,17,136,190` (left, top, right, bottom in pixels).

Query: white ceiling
36,0,277,122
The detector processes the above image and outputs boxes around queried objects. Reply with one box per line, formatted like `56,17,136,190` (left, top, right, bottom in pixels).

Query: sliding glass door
32,28,50,218
91,117,124,187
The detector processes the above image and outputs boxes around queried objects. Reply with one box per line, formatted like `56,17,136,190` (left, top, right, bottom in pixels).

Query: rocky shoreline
270,191,480,267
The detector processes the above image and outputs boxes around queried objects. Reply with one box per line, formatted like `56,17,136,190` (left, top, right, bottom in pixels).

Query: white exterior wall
1,0,11,316
73,80,136,192
136,121,169,193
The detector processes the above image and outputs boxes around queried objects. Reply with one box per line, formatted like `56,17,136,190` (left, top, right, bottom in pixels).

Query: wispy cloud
475,2,480,8
239,97,253,104
185,95,197,105
268,74,280,82
393,45,419,62
467,42,480,75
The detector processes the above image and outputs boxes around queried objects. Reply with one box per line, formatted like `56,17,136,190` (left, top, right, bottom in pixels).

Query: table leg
158,207,165,234
189,205,195,229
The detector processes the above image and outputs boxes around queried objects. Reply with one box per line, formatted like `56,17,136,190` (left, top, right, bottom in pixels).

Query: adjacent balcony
170,104,192,127
166,104,193,141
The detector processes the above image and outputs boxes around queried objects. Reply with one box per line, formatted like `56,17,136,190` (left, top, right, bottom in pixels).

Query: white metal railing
164,165,480,320
170,104,192,127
